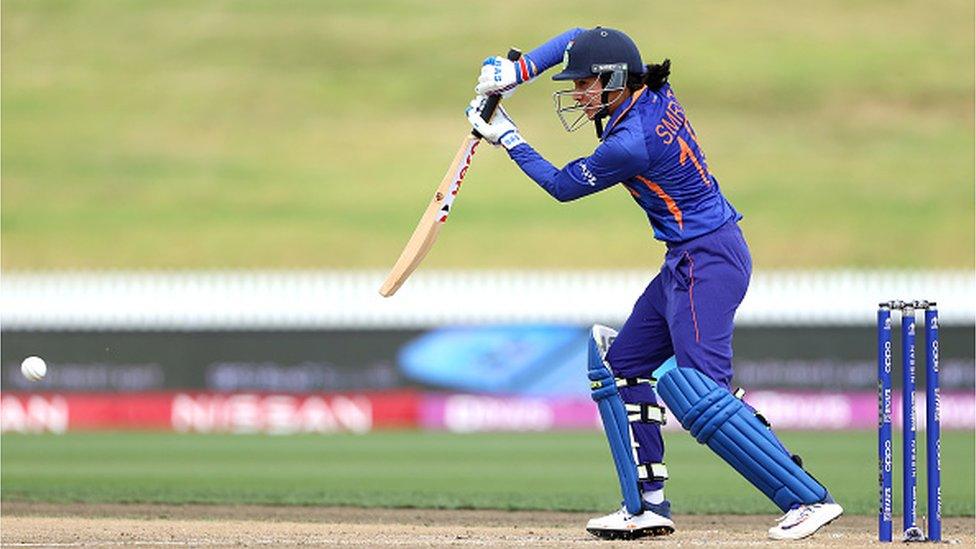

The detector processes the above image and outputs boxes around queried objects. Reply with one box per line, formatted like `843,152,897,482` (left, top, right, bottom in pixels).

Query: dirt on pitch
1,502,973,547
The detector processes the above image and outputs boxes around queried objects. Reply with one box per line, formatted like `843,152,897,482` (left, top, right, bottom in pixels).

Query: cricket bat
379,48,521,297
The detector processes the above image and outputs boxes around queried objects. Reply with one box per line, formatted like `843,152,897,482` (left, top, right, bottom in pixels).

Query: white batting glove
475,56,522,98
466,95,526,150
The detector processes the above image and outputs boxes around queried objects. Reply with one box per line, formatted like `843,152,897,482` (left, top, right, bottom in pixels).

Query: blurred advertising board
1,330,416,393
2,390,973,434
0,391,418,434
2,326,973,395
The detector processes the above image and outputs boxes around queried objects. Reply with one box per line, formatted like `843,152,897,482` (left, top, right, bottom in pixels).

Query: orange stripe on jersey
608,86,647,131
623,183,640,197
636,175,684,230
684,120,702,149
677,136,711,187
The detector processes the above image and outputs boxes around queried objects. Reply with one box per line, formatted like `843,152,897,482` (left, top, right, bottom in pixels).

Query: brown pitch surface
2,502,973,547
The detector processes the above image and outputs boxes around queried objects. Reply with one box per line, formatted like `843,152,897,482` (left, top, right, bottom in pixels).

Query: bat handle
472,48,522,138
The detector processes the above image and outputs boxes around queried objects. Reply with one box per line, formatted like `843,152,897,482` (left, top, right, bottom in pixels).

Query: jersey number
677,122,712,188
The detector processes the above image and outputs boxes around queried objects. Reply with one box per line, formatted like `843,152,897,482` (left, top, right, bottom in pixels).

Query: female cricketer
467,27,843,541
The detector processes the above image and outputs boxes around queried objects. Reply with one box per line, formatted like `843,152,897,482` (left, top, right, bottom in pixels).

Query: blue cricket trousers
605,220,752,492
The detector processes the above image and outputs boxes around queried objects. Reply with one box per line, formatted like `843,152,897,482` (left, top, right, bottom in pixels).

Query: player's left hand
466,95,526,150
475,56,523,98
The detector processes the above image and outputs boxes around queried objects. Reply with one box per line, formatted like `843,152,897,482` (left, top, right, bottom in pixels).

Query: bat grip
472,48,522,138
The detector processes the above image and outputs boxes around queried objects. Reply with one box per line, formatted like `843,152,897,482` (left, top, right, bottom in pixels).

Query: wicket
877,300,940,542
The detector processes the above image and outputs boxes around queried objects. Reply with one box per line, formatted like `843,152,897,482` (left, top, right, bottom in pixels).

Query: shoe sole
587,525,675,540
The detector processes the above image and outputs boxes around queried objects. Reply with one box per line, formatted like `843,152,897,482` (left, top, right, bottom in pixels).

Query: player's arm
476,28,585,96
508,131,646,202
466,97,647,202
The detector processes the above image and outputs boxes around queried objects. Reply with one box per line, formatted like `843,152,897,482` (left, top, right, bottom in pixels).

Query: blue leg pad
588,325,643,515
655,366,828,512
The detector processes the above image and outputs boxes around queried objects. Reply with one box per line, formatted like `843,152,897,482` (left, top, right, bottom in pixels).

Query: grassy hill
2,0,973,269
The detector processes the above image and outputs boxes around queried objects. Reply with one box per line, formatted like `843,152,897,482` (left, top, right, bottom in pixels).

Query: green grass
2,430,973,516
1,1,973,270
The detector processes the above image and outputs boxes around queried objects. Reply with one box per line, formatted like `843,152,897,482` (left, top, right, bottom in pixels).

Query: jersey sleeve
506,129,648,202
519,27,585,81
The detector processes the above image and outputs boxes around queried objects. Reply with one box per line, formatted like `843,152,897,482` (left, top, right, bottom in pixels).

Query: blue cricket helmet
551,27,644,81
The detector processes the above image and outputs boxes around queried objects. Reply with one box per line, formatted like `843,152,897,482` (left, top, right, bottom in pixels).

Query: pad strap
637,462,669,482
625,403,666,425
615,377,654,388
733,387,772,426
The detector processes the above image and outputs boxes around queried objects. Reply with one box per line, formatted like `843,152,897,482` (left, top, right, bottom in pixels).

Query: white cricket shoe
767,502,843,540
586,505,675,540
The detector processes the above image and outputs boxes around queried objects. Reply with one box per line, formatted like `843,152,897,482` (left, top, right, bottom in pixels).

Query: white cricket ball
21,355,47,382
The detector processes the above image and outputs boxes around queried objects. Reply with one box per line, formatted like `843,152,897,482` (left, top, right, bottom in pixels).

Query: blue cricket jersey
508,30,741,243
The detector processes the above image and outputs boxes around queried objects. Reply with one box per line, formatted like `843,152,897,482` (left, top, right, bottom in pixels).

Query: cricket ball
21,355,47,382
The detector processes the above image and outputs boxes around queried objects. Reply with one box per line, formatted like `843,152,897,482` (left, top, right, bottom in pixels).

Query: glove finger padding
475,56,519,97
467,114,496,143
465,96,494,141
465,96,524,150
466,95,489,117
491,104,513,124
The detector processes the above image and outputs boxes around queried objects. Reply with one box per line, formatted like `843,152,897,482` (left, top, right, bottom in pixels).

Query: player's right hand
475,56,522,98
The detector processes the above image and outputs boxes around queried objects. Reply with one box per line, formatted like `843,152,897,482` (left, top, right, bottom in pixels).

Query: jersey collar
601,85,647,139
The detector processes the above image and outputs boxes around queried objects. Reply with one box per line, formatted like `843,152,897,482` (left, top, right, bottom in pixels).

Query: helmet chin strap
593,88,618,138
593,91,609,137
594,116,605,138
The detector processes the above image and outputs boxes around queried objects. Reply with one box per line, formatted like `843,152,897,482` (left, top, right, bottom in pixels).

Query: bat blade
379,134,481,297
379,48,521,298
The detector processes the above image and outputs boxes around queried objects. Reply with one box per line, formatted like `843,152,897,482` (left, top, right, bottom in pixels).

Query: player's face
572,77,604,119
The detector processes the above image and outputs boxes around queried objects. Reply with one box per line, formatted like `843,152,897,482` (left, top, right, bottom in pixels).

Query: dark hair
627,58,671,91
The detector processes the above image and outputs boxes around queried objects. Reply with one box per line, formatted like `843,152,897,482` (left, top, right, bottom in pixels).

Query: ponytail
644,59,671,90
627,58,671,91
